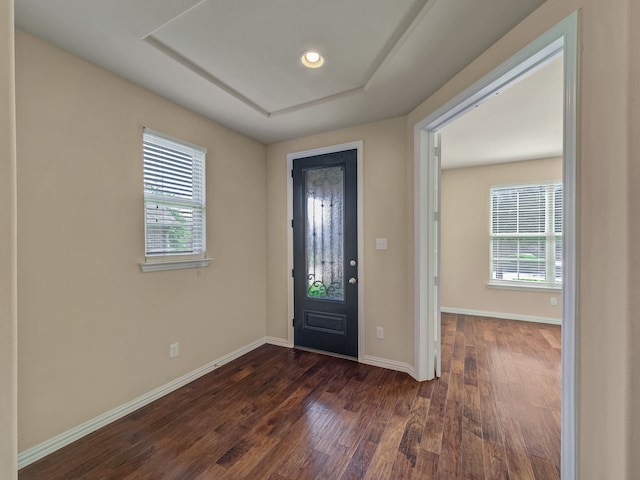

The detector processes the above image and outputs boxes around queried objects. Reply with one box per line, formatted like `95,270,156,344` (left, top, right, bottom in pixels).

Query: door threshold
294,346,358,362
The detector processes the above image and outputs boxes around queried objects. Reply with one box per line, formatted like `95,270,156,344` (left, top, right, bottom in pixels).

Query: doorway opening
413,12,577,480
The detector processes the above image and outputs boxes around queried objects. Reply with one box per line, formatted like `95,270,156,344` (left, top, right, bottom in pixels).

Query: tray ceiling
15,0,547,144
148,0,428,114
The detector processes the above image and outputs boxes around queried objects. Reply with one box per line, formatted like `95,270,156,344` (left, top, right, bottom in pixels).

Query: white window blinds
143,128,206,258
490,182,562,288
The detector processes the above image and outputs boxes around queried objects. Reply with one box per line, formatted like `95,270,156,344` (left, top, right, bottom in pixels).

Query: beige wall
629,0,640,473
441,157,563,319
407,0,632,478
0,0,17,478
266,117,410,362
16,31,267,451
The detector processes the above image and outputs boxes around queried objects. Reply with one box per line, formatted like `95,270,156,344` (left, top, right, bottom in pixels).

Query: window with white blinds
490,182,562,288
143,128,206,259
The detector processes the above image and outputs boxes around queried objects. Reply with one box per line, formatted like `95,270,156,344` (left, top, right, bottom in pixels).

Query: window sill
140,258,212,273
487,281,561,292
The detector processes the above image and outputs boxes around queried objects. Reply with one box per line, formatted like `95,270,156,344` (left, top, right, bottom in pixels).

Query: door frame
412,12,578,480
287,141,365,362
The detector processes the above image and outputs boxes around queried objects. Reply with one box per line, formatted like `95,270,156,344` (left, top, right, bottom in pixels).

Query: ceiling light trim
301,50,324,68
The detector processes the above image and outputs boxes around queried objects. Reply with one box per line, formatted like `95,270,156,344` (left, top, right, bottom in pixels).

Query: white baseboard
18,337,270,469
361,355,417,380
441,307,561,326
265,336,291,348
269,339,417,379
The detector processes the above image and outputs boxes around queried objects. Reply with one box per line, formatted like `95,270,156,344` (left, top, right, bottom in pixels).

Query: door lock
349,277,357,285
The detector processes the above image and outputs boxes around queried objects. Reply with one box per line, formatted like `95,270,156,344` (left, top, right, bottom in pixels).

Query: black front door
293,149,358,358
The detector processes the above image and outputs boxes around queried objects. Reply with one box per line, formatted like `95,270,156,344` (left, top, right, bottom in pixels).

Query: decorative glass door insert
305,166,345,301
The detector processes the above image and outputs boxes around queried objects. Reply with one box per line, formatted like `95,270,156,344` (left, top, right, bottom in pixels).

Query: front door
293,149,358,358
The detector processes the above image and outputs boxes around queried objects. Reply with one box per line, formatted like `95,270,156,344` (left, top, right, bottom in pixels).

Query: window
142,128,208,271
490,182,562,288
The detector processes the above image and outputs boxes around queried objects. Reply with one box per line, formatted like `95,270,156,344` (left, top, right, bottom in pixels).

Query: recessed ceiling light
301,50,324,69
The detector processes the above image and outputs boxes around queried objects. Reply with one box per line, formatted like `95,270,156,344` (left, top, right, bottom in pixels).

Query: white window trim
487,280,561,292
489,181,562,289
140,128,210,273
140,257,211,273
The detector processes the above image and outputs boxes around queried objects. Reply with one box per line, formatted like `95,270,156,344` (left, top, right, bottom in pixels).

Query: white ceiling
439,54,564,169
14,0,547,145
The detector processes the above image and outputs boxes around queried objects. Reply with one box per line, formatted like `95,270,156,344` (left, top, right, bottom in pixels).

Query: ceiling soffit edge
142,0,433,118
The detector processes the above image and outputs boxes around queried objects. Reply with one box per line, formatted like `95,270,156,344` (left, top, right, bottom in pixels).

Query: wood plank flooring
19,314,561,479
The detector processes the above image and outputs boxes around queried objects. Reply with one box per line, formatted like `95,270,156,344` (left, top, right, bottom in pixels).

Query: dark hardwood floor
19,313,561,479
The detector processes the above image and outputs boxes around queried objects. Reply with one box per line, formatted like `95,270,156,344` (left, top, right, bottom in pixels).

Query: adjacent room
437,53,565,476
1,0,638,479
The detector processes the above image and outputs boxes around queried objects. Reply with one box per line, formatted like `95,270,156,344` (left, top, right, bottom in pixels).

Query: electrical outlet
375,238,388,250
376,327,384,339
550,297,558,306
169,342,179,358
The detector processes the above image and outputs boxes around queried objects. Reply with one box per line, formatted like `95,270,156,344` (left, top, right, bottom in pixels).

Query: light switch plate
376,238,388,250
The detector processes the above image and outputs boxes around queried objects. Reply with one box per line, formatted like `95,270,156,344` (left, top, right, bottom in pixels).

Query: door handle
349,277,357,285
